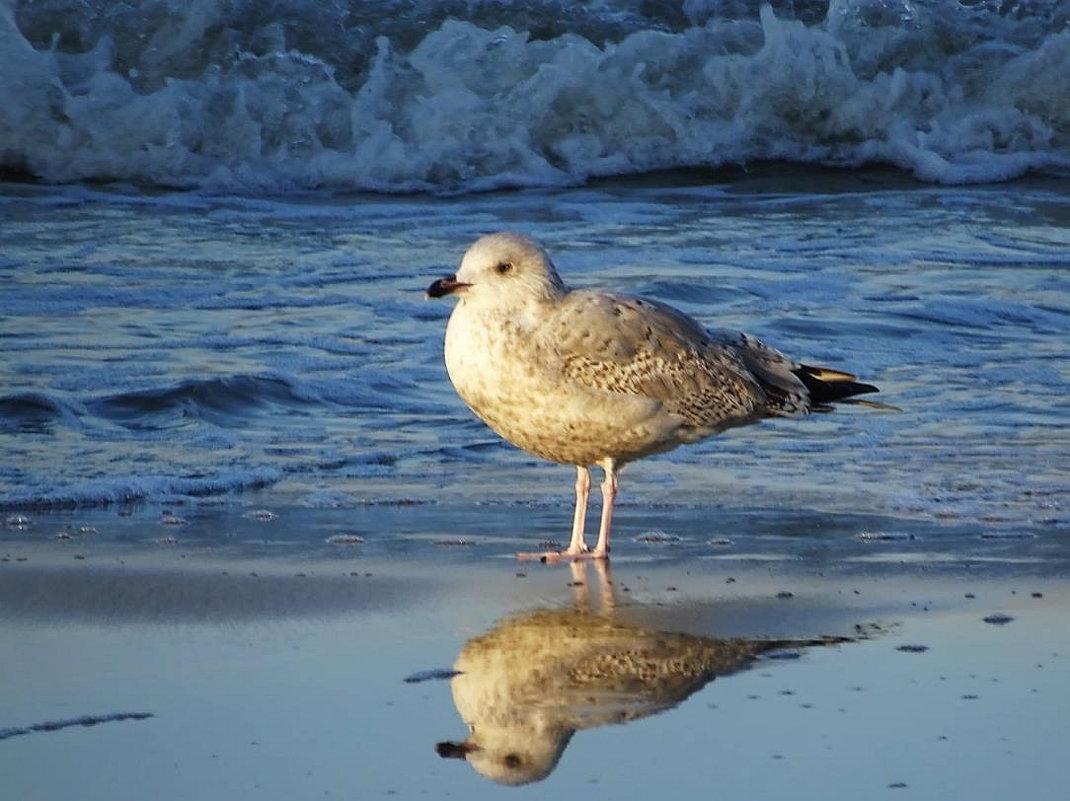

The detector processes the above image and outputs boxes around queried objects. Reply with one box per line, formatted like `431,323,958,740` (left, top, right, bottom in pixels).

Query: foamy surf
2,1,1068,192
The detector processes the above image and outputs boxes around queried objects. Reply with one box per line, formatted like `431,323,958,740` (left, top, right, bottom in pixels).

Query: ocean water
1,0,1068,544
5,12,1070,801
2,168,1068,541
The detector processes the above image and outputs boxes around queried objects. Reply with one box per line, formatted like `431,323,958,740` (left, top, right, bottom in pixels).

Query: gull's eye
495,262,513,275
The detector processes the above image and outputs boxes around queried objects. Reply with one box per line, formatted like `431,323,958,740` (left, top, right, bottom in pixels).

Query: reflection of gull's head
436,717,572,786
435,608,580,785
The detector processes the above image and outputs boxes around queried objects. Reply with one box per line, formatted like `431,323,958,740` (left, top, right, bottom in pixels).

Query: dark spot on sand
635,532,680,543
983,613,1014,625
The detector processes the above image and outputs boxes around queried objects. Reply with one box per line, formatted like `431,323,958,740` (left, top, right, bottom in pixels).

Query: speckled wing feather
713,331,813,415
542,291,774,430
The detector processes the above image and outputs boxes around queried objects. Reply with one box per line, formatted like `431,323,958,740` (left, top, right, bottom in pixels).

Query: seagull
427,232,880,560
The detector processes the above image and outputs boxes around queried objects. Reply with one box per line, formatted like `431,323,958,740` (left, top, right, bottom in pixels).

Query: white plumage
428,232,879,559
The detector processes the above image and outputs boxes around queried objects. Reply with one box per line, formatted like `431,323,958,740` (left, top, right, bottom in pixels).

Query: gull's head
426,232,566,310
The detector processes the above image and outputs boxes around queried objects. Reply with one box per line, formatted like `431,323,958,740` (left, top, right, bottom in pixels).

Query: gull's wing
541,290,778,430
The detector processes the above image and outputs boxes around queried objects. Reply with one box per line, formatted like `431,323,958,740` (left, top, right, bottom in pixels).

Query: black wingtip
794,364,881,408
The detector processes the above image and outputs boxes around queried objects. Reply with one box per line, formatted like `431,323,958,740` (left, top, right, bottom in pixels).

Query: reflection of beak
426,275,472,298
436,740,477,759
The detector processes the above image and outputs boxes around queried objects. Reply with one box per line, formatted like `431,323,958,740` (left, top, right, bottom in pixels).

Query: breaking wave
2,0,1068,192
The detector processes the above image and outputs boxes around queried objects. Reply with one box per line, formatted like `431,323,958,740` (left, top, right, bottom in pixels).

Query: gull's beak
435,740,477,759
426,274,472,298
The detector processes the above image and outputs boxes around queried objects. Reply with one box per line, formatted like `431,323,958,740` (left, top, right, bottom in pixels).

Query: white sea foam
2,1,1068,192
0,468,283,510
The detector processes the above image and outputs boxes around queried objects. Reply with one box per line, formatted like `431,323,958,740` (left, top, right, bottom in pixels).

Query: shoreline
3,501,1065,625
3,503,1067,799
4,162,1069,206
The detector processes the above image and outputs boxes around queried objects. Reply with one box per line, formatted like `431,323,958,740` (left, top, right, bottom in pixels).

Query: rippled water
2,168,1068,540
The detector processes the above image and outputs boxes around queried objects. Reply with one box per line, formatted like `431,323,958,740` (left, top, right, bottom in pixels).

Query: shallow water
2,169,1069,544
2,534,1068,801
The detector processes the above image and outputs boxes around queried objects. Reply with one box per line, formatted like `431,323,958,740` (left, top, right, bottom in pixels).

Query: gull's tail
793,365,886,412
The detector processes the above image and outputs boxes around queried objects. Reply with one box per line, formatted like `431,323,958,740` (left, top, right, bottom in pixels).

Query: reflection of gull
427,233,881,559
435,563,847,785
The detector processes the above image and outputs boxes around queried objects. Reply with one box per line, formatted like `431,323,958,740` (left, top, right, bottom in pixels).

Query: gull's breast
443,304,683,466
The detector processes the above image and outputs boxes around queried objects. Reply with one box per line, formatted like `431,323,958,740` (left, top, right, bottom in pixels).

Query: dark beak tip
435,741,471,759
426,275,469,299
425,277,450,298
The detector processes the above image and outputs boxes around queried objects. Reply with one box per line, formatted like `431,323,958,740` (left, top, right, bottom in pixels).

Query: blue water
2,0,1068,534
2,168,1068,542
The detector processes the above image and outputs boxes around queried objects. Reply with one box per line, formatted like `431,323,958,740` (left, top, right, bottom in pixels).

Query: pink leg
564,465,591,555
517,465,592,562
591,459,618,558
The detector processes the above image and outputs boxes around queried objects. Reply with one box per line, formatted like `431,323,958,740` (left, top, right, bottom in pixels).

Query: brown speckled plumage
427,232,880,558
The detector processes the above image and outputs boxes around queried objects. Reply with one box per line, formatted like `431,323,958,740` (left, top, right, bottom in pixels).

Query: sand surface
2,504,1067,800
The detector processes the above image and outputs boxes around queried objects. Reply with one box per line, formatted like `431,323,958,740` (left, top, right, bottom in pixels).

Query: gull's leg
563,465,591,555
591,459,618,559
516,465,591,561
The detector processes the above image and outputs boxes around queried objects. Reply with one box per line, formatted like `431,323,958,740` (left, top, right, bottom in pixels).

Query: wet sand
1,504,1068,800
